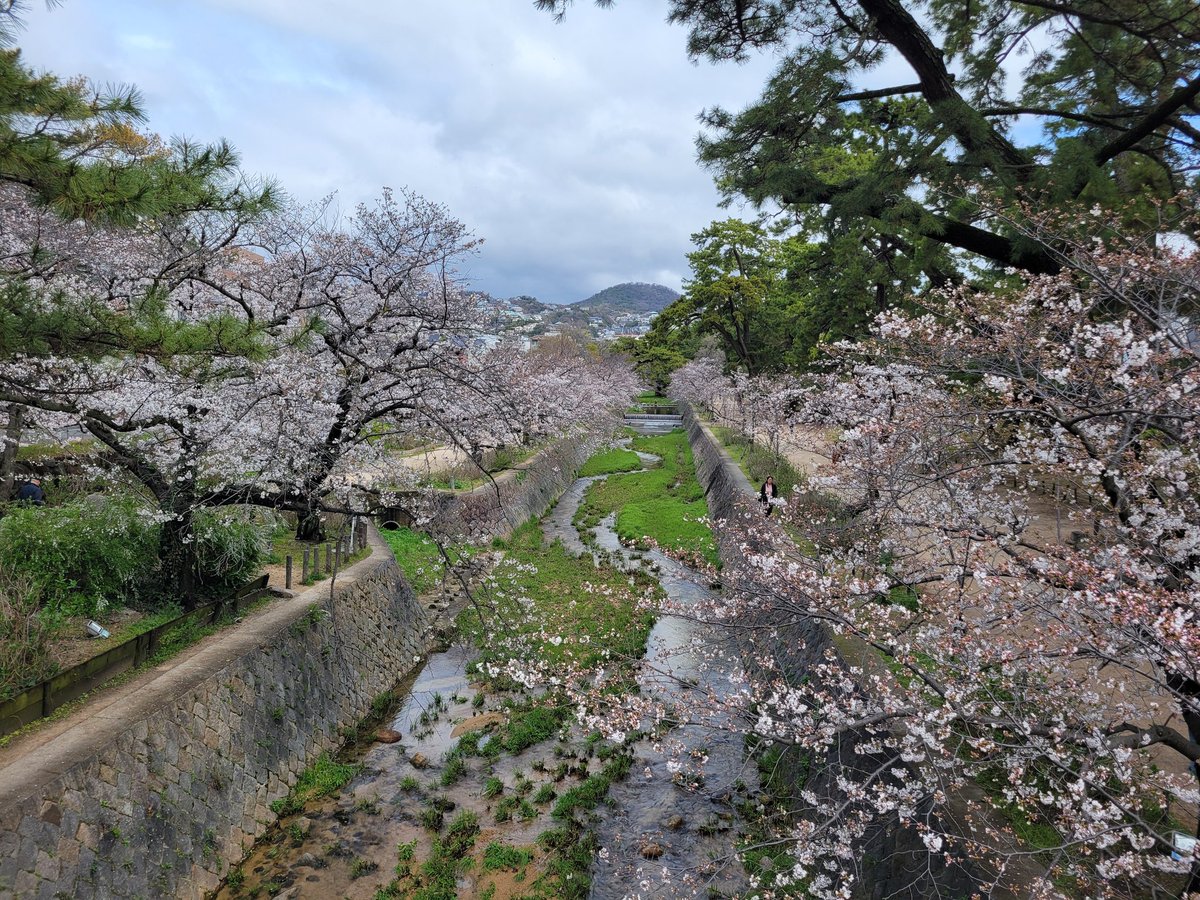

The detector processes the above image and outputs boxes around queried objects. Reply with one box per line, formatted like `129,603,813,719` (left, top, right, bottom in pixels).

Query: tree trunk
0,404,23,501
295,506,326,543
159,506,201,609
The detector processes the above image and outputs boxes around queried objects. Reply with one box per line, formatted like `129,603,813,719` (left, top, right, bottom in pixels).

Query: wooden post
1055,507,1061,542
324,543,332,574
285,555,293,590
302,547,310,582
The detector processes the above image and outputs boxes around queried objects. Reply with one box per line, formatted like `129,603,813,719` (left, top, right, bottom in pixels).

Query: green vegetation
349,857,379,879
501,703,570,754
458,520,656,678
482,842,534,872
380,527,446,594
440,754,468,787
576,282,678,314
712,426,804,500
270,754,362,816
0,497,160,618
386,809,481,900
575,430,718,566
535,823,600,899
0,572,56,700
611,338,685,394
551,751,633,821
578,448,642,478
486,443,543,472
0,496,270,627
482,776,504,799
737,735,815,896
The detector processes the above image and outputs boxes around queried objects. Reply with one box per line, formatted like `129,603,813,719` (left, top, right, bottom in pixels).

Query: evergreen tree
538,0,1200,279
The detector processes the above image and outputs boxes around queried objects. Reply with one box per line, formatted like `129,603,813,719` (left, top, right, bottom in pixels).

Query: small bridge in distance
623,403,682,434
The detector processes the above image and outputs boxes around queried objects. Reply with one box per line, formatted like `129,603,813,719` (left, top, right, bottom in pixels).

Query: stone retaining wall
681,405,987,900
0,530,429,900
423,430,607,541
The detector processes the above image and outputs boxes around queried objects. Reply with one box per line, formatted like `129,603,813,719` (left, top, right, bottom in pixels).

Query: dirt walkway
738,421,1196,822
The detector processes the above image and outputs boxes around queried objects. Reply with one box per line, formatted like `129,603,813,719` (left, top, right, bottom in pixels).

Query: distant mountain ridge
570,282,680,314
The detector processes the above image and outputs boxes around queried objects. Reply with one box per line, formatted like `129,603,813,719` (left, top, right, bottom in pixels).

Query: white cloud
16,0,775,301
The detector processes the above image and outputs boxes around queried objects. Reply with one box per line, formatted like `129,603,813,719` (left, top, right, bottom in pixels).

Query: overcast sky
13,1,795,303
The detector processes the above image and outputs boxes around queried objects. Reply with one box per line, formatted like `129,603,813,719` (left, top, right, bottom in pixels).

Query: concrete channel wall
0,426,611,900
418,429,607,542
680,405,987,900
0,530,430,900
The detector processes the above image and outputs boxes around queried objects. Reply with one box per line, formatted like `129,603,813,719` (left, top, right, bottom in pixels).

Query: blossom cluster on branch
642,204,1200,896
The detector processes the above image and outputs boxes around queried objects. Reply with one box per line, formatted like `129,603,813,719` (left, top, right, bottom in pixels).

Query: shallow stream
217,438,751,900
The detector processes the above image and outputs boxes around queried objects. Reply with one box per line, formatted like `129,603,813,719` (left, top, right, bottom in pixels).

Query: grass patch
535,823,599,899
578,448,642,478
380,527,447,594
551,751,633,821
632,392,670,406
389,809,480,900
503,703,570,754
615,497,717,567
458,520,656,679
575,430,718,567
482,842,534,872
270,754,362,816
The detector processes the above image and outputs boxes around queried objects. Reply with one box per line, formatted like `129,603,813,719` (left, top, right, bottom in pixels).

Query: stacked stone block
0,543,428,900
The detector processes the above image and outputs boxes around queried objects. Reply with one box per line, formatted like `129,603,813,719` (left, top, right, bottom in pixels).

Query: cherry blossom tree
555,202,1200,897
1,181,639,594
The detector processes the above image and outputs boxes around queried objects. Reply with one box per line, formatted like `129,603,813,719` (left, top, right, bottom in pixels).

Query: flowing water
543,445,753,898
217,436,751,900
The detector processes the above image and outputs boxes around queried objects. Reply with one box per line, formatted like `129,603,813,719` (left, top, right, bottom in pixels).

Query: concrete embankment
411,429,607,542
0,425,618,899
680,405,989,900
0,527,429,900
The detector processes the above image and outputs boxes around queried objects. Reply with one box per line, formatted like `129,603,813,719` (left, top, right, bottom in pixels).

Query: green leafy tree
648,213,943,371
538,0,1200,277
656,219,785,374
611,336,685,393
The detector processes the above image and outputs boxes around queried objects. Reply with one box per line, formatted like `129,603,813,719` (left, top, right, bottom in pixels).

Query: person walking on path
759,475,778,517
15,477,45,506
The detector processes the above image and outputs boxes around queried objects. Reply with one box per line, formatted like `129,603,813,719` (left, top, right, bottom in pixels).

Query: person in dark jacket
15,478,45,506
759,475,778,517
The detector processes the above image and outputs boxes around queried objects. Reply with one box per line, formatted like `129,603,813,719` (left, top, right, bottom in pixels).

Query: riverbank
215,431,756,900
0,527,431,900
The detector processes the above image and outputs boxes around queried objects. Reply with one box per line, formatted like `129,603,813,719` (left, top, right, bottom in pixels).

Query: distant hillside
571,282,679,314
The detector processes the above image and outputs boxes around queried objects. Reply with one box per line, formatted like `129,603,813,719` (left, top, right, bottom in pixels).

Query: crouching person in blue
15,477,45,506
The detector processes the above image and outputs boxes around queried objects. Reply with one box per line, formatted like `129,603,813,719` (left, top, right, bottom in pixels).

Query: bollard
285,555,293,590
302,547,310,582
325,543,332,574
